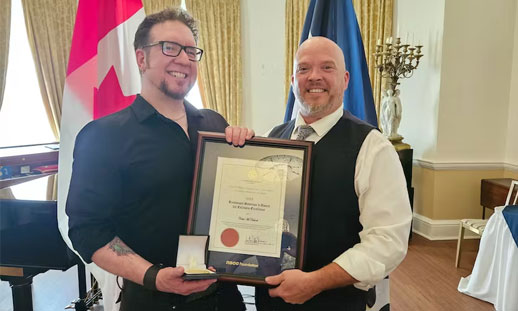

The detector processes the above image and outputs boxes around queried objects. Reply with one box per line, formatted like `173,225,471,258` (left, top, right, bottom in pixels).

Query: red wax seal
221,228,239,247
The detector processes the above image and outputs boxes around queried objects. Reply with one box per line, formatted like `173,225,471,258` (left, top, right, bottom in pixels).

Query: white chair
455,219,488,267
455,180,518,267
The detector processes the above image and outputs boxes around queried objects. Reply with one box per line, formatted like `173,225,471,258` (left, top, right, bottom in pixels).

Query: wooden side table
480,178,518,218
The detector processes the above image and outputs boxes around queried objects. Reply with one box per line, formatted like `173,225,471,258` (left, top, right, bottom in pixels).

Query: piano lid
0,142,59,189
0,142,59,166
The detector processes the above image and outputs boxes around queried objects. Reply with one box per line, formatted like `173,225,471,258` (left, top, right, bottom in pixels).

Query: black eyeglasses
142,41,204,62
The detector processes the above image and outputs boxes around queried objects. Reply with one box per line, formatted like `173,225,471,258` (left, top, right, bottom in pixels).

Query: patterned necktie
295,125,315,140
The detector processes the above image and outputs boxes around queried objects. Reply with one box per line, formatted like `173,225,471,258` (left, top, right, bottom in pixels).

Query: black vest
269,110,374,301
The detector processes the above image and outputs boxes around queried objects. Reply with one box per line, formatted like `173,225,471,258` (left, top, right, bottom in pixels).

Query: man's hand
265,269,322,304
265,263,358,304
155,266,216,295
225,126,255,146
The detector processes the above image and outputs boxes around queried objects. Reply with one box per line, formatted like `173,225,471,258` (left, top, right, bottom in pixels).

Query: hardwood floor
0,234,494,311
391,234,494,311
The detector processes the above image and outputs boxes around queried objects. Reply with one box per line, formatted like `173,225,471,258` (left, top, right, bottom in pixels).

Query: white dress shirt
273,107,412,290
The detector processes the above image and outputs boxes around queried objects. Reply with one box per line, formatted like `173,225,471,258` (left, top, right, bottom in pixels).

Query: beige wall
394,0,445,161
437,0,516,163
395,0,518,222
396,0,517,165
506,1,518,167
413,166,515,220
241,0,286,135
504,170,518,179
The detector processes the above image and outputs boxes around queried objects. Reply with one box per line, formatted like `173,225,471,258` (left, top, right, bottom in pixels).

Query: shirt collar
132,94,203,123
184,99,203,119
294,106,344,138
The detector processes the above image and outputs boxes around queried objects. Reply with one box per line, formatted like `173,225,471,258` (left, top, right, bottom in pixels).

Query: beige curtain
186,0,241,126
143,0,181,15
21,0,77,141
0,0,11,111
284,0,310,105
353,0,393,118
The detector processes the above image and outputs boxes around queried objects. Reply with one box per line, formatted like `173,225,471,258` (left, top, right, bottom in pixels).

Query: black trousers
120,280,246,311
255,286,367,311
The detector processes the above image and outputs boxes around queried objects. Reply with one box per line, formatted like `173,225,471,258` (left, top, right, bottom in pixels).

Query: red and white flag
58,1,145,310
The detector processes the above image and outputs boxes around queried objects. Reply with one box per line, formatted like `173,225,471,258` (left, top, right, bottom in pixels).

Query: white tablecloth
458,206,518,311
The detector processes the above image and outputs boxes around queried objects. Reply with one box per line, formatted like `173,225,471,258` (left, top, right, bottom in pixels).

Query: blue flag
284,0,378,127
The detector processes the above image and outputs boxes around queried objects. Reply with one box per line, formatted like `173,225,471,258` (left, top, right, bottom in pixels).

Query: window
0,0,55,147
181,0,204,109
186,81,204,109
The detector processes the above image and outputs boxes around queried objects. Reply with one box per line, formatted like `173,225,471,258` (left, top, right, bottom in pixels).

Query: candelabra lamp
374,37,423,150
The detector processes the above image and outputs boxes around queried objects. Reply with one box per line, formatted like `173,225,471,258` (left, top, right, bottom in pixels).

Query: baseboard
412,213,482,241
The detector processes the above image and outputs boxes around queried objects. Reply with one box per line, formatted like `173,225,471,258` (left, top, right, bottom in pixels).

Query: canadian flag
57,1,145,310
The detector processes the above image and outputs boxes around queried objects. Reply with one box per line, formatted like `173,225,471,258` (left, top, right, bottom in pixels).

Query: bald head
294,37,346,74
291,36,350,123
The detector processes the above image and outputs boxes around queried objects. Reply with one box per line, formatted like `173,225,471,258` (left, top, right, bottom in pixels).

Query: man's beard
297,95,340,118
298,99,332,116
159,80,192,100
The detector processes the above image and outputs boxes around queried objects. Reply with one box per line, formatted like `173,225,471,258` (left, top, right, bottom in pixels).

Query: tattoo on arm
108,237,136,256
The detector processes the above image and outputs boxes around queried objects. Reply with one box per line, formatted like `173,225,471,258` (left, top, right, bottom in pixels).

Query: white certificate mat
208,157,287,258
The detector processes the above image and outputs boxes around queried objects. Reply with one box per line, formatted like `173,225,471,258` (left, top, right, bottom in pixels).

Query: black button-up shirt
66,95,228,266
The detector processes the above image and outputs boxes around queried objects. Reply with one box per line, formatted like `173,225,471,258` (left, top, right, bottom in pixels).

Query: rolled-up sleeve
333,130,412,290
66,122,122,263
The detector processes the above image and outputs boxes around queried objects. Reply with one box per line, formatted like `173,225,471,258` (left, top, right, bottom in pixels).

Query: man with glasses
66,8,250,311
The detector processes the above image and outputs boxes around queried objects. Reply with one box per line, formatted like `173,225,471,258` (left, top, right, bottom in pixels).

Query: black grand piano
0,143,91,311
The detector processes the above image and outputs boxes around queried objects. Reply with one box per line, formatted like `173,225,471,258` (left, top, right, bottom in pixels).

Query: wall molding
413,159,518,172
412,213,481,241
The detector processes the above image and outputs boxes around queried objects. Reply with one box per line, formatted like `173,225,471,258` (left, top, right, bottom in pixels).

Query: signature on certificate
245,234,270,246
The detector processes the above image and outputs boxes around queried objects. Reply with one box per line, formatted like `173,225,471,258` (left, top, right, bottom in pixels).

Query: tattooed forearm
108,237,136,256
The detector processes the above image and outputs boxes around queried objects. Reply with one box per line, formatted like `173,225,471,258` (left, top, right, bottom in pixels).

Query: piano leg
9,276,34,311
77,262,87,299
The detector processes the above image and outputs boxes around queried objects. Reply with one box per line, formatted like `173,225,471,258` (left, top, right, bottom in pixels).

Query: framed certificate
186,132,313,285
